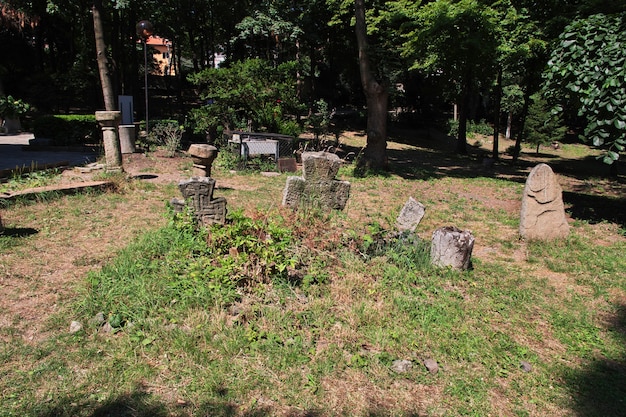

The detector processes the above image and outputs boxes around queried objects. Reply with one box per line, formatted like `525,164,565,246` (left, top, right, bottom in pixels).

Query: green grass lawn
1,133,625,416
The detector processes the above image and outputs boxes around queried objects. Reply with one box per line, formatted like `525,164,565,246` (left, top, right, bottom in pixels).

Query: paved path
0,133,99,172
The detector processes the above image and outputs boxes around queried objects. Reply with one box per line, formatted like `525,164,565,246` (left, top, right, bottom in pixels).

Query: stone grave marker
396,197,426,232
431,226,475,270
519,163,569,240
282,151,350,210
170,177,227,225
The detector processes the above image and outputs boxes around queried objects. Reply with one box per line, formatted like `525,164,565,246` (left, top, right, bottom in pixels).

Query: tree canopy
1,0,625,172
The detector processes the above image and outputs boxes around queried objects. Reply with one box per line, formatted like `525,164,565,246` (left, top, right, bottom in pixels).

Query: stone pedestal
188,144,218,177
2,118,21,134
95,111,123,172
118,125,136,154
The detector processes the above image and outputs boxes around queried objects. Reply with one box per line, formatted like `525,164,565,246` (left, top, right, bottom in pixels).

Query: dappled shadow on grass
31,388,424,417
0,227,38,238
385,126,625,184
563,191,626,228
34,390,168,417
563,305,626,417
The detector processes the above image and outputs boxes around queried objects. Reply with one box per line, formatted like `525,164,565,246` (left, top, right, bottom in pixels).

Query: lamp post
136,20,154,133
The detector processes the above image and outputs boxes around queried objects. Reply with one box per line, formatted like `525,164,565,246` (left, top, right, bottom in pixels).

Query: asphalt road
0,133,98,172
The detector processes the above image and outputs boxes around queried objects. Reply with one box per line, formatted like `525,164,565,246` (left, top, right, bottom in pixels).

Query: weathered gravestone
170,177,227,226
519,163,569,240
431,226,475,270
396,197,426,233
282,151,350,210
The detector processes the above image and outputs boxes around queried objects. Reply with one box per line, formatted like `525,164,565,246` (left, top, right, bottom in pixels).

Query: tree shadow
383,127,626,227
385,126,625,184
35,390,169,417
563,304,626,417
30,387,423,417
0,227,38,237
563,191,626,228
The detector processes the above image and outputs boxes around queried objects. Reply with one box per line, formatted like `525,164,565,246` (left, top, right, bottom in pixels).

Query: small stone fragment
89,312,106,326
396,197,426,233
391,359,413,373
101,322,114,333
520,361,532,373
69,321,83,334
423,358,439,374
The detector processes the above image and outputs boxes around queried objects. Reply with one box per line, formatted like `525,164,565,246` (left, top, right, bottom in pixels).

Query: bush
447,118,492,138
145,120,185,156
32,115,99,146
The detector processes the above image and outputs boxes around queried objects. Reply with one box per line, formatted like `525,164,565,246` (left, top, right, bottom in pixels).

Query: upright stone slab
282,151,350,210
170,177,227,225
396,197,426,232
520,163,569,240
431,226,475,270
118,125,136,154
95,111,123,172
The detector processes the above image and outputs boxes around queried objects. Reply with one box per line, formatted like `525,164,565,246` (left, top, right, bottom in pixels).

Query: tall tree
354,0,388,171
92,0,115,110
399,0,499,154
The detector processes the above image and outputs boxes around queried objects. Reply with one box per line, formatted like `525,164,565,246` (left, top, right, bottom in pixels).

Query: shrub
145,120,185,156
0,95,31,119
32,115,99,146
188,59,304,137
447,118,492,138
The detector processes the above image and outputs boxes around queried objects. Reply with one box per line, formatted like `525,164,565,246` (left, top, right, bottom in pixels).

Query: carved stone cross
170,177,227,226
282,151,351,211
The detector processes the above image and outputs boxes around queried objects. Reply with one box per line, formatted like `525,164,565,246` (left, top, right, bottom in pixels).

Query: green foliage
525,94,566,152
400,0,500,94
308,99,333,140
0,95,31,119
543,12,626,164
501,84,524,115
0,168,62,194
187,59,304,142
31,115,99,146
447,119,492,138
82,208,301,326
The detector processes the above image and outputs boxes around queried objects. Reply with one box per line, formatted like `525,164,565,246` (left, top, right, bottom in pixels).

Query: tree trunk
512,89,531,163
93,0,116,111
492,67,502,160
456,78,470,155
354,0,388,171
505,111,512,139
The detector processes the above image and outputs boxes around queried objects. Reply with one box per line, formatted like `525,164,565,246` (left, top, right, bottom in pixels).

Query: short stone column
95,111,123,172
188,144,218,177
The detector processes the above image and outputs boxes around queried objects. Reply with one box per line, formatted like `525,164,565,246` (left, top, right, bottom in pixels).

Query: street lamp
136,20,154,133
